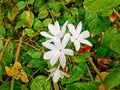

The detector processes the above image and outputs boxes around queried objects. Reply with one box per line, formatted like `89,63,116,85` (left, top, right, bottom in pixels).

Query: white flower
42,33,73,68
46,66,70,83
40,20,68,42
68,22,92,51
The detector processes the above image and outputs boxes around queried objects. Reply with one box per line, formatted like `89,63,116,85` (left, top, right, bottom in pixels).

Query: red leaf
80,46,92,54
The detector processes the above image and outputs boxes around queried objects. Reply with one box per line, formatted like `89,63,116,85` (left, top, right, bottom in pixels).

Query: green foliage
38,6,48,19
67,82,99,90
0,0,120,90
17,1,26,11
102,68,120,90
61,65,85,84
85,11,110,35
30,75,52,90
84,0,120,12
110,34,120,55
25,28,35,36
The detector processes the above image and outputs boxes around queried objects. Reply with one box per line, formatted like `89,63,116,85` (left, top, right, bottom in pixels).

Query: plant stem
53,81,59,90
88,57,103,82
10,77,14,90
113,8,120,18
15,37,23,62
29,67,41,80
86,65,94,82
0,38,11,61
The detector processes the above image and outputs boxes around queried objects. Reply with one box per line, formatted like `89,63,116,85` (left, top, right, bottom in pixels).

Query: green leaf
17,1,26,11
102,68,120,90
7,8,16,22
73,51,90,62
110,34,120,55
30,75,52,90
84,0,120,12
67,82,99,90
38,6,48,19
85,11,110,35
21,11,34,27
101,28,117,47
96,46,108,58
2,42,14,65
33,18,43,30
47,2,61,12
99,10,113,17
43,18,52,27
25,28,35,36
0,25,6,37
28,58,47,68
27,0,34,4
0,82,10,90
70,7,79,15
63,12,75,23
0,80,22,90
61,65,84,85
27,49,41,58
0,39,3,51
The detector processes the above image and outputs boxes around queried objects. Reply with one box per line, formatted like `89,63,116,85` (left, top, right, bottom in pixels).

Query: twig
88,57,103,82
46,5,55,22
113,8,120,18
0,38,11,61
86,65,94,82
10,77,14,90
53,81,59,90
15,37,23,62
29,67,41,80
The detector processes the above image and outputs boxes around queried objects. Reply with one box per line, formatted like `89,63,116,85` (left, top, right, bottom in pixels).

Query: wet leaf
30,75,52,90
17,1,26,11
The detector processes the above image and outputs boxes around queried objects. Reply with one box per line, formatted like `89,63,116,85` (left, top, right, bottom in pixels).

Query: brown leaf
100,58,112,65
109,11,117,22
66,0,71,3
5,66,14,76
116,21,120,27
55,12,61,17
21,72,29,83
99,84,106,90
95,72,109,82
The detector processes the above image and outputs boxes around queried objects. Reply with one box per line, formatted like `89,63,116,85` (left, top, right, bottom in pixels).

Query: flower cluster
40,20,92,83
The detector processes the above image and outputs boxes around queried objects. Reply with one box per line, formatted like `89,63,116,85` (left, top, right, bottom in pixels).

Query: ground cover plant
0,0,120,90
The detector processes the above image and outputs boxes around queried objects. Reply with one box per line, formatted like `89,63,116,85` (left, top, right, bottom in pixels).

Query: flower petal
63,49,73,56
53,37,62,49
50,52,60,66
62,33,70,48
76,22,82,34
61,21,68,37
79,30,90,38
53,69,60,83
80,39,92,46
68,24,76,35
54,21,60,31
59,53,66,68
60,71,71,77
48,24,58,36
74,41,80,51
40,31,52,38
44,51,55,59
42,42,56,50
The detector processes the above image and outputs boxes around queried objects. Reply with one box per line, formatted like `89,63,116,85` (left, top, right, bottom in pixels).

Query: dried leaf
109,11,117,22
95,72,109,82
5,66,14,76
21,72,29,83
99,84,106,90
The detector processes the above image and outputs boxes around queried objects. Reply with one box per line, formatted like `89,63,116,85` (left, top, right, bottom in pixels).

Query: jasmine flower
68,22,92,51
